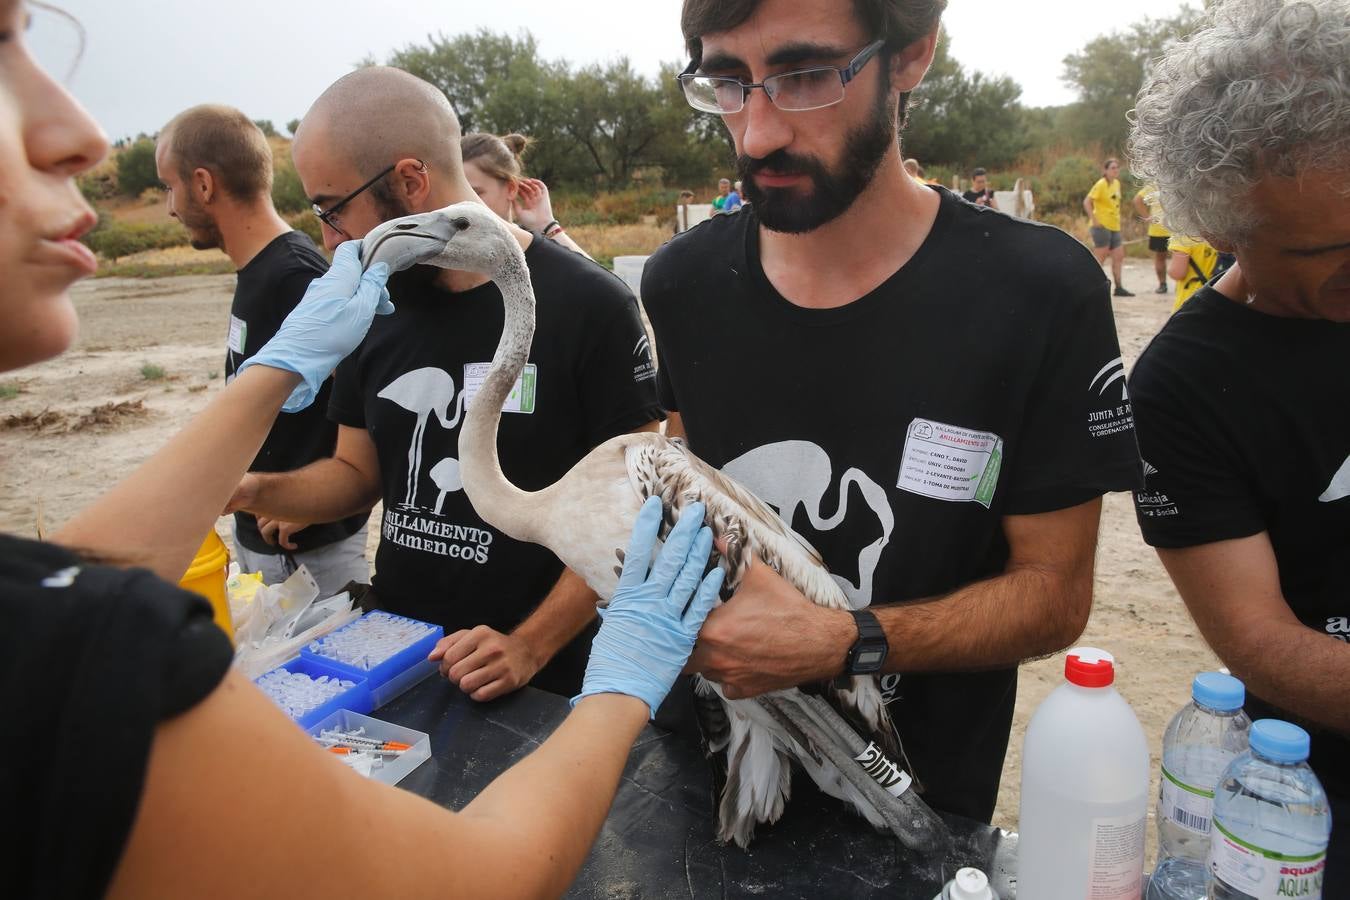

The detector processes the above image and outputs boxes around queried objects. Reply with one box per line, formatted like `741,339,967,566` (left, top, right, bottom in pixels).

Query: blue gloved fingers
363,262,394,315
647,501,706,594
616,496,664,592
684,565,724,632
668,525,714,614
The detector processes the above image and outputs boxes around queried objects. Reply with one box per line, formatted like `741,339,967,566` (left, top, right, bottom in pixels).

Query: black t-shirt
329,236,663,692
0,533,233,898
1130,284,1350,805
226,231,369,554
642,189,1141,821
962,189,995,206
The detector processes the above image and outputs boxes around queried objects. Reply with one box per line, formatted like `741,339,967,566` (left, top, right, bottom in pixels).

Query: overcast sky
35,0,1195,143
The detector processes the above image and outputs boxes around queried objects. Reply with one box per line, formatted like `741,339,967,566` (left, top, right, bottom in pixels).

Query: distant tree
271,166,309,215
387,29,544,135
1060,5,1204,151
904,34,1027,169
286,118,301,137
116,137,159,197
253,119,278,138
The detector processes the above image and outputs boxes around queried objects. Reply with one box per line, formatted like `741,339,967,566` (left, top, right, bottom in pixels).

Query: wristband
543,220,563,238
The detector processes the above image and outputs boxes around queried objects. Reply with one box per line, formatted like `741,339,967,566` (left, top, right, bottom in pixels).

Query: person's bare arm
52,366,300,582
106,670,649,900
228,424,381,525
690,498,1100,698
1158,534,1350,735
430,567,599,701
1168,250,1191,283
1132,193,1151,220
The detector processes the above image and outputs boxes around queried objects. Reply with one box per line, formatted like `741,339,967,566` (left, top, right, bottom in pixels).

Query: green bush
253,119,278,138
83,220,187,262
116,138,160,198
272,166,309,215
1038,155,1101,215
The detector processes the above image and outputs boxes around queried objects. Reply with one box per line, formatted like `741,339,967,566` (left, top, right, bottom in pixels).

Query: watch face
856,649,885,668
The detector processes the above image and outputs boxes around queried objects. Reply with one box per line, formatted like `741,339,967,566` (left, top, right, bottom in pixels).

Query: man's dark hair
681,0,947,63
972,167,987,178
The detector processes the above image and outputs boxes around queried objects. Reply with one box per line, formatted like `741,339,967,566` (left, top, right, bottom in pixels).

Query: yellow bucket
180,531,234,642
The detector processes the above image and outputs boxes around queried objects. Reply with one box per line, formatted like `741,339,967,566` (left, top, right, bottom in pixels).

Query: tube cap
1065,646,1115,688
1192,671,1245,712
1249,719,1310,764
950,867,994,900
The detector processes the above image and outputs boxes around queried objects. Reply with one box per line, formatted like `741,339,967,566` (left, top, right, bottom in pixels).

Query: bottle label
1160,765,1214,835
1087,812,1146,899
853,742,912,798
1208,817,1325,898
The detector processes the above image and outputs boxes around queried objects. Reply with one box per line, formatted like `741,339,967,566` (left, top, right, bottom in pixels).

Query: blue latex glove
573,497,725,718
238,241,393,412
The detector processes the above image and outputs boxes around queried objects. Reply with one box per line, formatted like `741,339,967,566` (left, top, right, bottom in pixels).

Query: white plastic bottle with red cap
1017,647,1150,900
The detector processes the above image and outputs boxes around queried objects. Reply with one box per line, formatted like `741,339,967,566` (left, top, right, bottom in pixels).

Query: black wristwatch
844,608,889,674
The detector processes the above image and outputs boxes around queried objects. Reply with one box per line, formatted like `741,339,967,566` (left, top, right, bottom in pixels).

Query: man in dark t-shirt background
155,105,369,599
229,68,663,702
1128,0,1350,887
961,166,998,209
653,0,1141,822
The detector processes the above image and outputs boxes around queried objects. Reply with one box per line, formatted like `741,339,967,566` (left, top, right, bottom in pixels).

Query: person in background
155,105,371,598
1,6,720,896
1128,0,1350,888
1166,233,1222,311
723,179,743,212
1084,158,1133,296
230,67,664,704
902,157,922,182
961,166,998,209
712,176,732,210
653,0,1141,827
460,131,590,259
1132,182,1169,294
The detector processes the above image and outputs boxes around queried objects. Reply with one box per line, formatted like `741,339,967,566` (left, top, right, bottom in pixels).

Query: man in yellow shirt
1084,158,1133,296
1132,183,1170,294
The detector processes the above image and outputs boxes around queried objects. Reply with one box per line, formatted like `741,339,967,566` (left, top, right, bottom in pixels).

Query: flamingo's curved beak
359,209,472,274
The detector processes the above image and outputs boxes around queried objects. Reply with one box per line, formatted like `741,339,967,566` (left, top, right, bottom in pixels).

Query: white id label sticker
226,315,247,354
463,362,537,414
896,418,1003,507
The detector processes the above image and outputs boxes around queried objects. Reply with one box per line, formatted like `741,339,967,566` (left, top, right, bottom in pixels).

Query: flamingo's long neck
457,244,540,542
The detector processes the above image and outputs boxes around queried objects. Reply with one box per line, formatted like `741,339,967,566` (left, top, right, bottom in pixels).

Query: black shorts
1148,235,1170,253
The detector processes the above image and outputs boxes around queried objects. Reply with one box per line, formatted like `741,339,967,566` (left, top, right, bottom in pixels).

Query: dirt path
0,260,1217,861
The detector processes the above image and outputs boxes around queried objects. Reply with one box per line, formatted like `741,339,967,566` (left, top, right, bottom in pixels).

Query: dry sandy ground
0,259,1217,863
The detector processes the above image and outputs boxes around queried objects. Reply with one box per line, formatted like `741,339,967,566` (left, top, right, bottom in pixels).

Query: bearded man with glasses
227,67,664,704
643,0,1142,826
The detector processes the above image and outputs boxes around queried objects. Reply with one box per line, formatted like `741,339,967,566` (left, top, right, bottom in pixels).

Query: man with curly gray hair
1128,0,1350,890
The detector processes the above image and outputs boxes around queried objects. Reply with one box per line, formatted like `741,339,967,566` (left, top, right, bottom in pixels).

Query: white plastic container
932,867,997,900
1018,647,1150,900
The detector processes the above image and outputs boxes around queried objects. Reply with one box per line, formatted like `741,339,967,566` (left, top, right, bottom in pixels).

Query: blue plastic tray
255,655,372,730
301,612,443,707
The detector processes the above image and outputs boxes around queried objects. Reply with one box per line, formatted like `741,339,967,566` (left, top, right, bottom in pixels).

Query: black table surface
376,678,1018,899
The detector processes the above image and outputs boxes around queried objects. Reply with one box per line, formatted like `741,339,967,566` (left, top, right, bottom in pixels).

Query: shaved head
298,66,463,178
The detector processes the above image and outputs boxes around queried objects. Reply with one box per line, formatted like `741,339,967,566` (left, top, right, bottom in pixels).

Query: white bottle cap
950,867,994,900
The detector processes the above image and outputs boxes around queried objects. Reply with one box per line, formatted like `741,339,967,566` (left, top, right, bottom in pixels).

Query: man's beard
737,89,897,234
176,195,223,251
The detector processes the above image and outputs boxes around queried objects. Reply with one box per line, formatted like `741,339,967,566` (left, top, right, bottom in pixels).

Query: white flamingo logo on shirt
722,440,894,609
377,367,464,509
1321,453,1350,503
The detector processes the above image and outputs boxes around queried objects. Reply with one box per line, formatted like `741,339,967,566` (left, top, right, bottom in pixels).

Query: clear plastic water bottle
1019,647,1150,900
1147,672,1251,900
1208,719,1331,899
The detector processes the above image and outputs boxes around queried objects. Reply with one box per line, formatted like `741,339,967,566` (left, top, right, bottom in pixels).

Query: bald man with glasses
228,68,664,704
642,0,1141,825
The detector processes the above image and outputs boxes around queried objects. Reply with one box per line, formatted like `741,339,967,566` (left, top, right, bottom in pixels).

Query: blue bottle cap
1249,719,1310,763
1192,671,1245,711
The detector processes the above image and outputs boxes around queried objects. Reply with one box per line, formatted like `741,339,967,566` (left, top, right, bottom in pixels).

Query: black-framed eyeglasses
678,40,886,114
311,161,413,235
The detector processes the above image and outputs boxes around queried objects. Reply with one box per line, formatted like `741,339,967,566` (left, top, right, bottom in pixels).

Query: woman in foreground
1,4,720,897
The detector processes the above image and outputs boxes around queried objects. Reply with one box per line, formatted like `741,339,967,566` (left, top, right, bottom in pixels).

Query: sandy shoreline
0,258,1218,862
